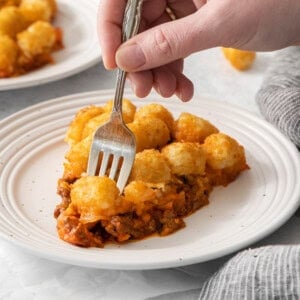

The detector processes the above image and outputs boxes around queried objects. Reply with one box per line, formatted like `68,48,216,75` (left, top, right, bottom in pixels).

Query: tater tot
129,149,172,184
63,135,92,181
0,34,18,77
81,112,110,140
0,0,21,8
103,99,136,123
19,0,56,24
222,47,256,71
70,176,125,223
0,6,27,38
124,181,157,214
17,21,57,58
173,112,219,143
0,0,62,78
127,117,170,152
202,133,247,170
162,142,206,176
65,106,104,146
134,103,174,131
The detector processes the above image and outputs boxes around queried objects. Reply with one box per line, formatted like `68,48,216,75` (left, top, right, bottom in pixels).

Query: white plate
0,0,100,91
0,90,299,270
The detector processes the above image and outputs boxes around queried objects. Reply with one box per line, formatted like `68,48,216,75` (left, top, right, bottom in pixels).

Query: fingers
127,60,194,101
127,71,153,98
153,67,177,98
115,7,218,72
141,0,196,24
175,73,194,102
139,10,172,34
193,0,208,9
167,0,197,18
98,0,169,69
98,0,196,101
98,0,199,71
98,0,126,69
140,0,167,25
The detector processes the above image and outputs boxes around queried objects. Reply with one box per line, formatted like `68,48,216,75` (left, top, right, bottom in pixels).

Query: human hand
98,0,300,101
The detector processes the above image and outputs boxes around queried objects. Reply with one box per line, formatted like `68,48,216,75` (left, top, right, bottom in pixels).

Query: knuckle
153,29,174,58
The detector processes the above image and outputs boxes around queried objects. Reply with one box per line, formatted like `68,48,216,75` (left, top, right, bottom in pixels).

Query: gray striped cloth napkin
198,246,300,299
256,46,300,148
148,47,300,300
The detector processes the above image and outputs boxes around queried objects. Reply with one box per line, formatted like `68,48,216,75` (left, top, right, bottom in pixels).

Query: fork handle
112,0,144,116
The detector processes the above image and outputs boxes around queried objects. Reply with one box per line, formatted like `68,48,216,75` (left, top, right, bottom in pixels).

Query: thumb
115,7,219,72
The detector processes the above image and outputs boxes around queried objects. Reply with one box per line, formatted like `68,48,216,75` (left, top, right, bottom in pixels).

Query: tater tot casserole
0,0,62,78
54,100,249,248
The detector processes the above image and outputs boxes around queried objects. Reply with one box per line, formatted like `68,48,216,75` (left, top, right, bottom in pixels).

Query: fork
87,0,143,192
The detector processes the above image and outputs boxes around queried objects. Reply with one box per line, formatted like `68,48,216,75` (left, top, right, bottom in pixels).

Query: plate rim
0,89,299,270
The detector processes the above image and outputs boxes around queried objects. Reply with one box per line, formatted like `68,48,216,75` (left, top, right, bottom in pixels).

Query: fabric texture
256,46,300,148
149,246,300,300
197,246,300,299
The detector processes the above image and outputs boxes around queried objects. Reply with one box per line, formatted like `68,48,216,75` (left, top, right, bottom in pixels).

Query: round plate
0,90,299,270
0,0,100,91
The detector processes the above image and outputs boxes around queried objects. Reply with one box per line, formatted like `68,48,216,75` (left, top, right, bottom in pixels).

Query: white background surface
0,48,300,299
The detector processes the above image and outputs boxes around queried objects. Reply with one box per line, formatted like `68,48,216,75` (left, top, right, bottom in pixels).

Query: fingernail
116,44,146,71
103,62,115,70
154,83,161,96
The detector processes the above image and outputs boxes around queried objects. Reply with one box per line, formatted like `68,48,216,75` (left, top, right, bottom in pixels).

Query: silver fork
87,0,143,192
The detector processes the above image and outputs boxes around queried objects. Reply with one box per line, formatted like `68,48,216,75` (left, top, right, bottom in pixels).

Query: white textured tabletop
0,48,299,300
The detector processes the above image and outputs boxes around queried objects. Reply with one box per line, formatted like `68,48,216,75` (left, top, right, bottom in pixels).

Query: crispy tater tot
65,106,104,146
129,149,172,184
103,98,136,123
124,181,158,214
70,176,126,223
19,0,56,24
202,133,247,170
127,117,170,152
0,6,27,38
17,21,57,58
17,20,62,70
124,181,157,204
134,103,174,131
0,0,21,8
0,34,18,77
63,135,92,181
162,142,206,176
173,112,219,143
222,47,256,71
0,0,62,78
81,112,111,140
